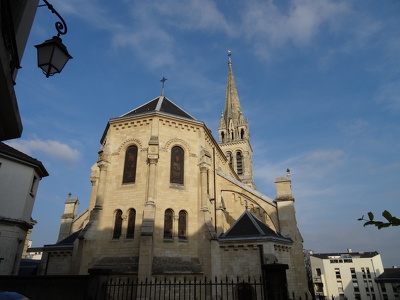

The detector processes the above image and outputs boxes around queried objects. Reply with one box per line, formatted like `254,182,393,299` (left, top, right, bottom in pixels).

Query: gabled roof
0,142,48,177
219,210,292,243
116,96,196,121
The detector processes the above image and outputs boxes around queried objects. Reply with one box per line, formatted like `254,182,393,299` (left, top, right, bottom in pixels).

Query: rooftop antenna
160,76,167,96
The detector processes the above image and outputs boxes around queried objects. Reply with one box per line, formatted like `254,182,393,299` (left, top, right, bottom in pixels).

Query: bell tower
218,54,255,189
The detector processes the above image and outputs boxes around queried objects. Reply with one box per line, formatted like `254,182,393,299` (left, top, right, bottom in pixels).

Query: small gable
219,210,292,243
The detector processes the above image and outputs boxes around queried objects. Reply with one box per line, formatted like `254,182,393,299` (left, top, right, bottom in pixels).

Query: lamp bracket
38,0,68,37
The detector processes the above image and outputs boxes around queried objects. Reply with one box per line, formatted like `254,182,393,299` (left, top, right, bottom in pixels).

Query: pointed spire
219,52,248,142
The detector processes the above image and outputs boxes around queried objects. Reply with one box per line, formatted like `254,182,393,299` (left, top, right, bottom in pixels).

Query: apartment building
309,249,396,300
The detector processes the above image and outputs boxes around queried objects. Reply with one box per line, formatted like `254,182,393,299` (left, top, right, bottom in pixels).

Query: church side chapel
37,56,308,297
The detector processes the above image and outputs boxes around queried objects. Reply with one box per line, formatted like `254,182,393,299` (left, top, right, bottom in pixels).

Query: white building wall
0,158,38,221
310,251,395,300
0,150,45,275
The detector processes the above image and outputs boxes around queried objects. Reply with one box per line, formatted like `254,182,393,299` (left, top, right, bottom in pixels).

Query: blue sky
7,0,400,267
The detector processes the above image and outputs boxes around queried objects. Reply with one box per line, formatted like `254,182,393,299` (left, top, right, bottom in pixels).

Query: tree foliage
358,210,400,229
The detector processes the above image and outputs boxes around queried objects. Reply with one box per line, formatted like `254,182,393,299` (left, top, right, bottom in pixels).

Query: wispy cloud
376,80,400,111
240,0,349,58
6,139,81,164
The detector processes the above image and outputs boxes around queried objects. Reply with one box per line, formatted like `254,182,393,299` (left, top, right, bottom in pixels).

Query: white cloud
376,80,400,111
241,0,349,53
6,139,81,164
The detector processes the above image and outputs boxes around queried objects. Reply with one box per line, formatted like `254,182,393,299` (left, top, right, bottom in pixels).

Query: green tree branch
358,210,400,229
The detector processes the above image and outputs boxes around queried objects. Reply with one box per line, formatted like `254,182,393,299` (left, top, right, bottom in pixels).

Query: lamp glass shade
35,36,72,77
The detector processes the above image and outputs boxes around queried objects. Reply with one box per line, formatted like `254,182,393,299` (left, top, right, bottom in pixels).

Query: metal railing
106,276,265,300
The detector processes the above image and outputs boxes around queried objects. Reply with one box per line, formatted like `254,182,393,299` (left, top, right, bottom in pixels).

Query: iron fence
106,276,265,300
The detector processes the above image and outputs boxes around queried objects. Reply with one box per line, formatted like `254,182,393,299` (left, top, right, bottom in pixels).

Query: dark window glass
126,209,136,239
178,210,187,240
164,209,173,239
170,146,184,184
113,210,123,239
123,145,138,184
236,151,243,175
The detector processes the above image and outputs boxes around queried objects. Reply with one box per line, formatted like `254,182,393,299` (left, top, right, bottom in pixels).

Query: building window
164,209,174,239
335,268,341,279
337,281,343,293
315,283,324,293
351,268,356,279
178,210,187,240
240,128,245,139
221,131,225,143
353,281,360,292
170,146,184,184
123,145,138,184
236,151,243,175
126,209,136,239
316,268,322,276
226,152,233,169
380,283,387,293
113,210,123,239
30,175,38,195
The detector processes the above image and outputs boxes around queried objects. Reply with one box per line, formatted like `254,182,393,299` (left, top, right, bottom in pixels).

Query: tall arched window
221,131,225,143
123,145,138,184
227,152,233,169
113,209,123,239
236,151,243,175
178,210,187,240
170,146,184,184
164,209,174,239
126,208,136,239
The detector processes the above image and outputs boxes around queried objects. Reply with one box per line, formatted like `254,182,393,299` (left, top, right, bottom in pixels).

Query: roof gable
219,210,292,243
119,96,196,121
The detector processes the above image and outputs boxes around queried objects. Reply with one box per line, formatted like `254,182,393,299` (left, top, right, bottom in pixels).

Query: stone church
37,57,308,297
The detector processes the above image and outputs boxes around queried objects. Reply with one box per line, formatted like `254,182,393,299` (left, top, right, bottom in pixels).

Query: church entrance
262,263,289,300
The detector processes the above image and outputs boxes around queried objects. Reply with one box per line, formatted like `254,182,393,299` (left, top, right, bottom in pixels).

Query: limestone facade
38,59,309,297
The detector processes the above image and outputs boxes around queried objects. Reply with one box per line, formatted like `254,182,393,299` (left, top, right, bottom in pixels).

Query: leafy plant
358,210,400,229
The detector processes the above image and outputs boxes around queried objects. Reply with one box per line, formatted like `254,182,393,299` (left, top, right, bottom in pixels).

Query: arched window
123,145,138,184
164,209,174,239
170,146,184,184
236,151,243,175
178,210,187,240
240,128,245,139
227,152,233,169
221,131,225,143
113,209,123,239
126,209,136,239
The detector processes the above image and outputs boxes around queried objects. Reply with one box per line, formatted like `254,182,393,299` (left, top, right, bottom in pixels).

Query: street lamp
34,0,72,78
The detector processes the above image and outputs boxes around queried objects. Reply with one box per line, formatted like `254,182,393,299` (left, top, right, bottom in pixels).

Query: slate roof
310,251,380,260
40,229,82,251
0,142,48,177
118,96,196,121
219,210,292,243
375,268,400,282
